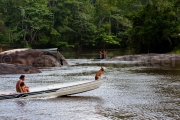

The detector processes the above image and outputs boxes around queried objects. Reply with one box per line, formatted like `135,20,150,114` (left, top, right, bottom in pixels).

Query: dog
95,67,104,80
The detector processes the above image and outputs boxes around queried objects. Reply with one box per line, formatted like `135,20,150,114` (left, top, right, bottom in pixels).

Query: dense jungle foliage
0,0,180,53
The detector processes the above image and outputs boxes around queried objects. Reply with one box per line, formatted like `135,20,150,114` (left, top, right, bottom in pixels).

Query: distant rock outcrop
0,48,43,65
112,54,180,66
33,55,60,67
0,63,41,74
0,48,68,74
0,48,68,67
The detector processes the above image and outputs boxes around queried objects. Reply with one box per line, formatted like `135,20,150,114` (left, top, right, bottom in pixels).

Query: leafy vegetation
0,0,180,53
128,0,180,53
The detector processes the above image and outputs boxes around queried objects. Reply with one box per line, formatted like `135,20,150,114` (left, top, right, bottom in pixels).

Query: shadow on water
61,49,125,59
16,100,27,107
54,95,103,102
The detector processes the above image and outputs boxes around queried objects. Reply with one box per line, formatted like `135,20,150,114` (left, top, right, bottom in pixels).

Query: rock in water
0,48,68,67
0,48,68,74
0,63,41,74
0,48,43,65
33,55,60,67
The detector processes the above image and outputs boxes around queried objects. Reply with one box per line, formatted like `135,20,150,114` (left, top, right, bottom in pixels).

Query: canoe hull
0,79,104,100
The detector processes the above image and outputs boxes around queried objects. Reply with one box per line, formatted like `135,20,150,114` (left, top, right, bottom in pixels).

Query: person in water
16,75,30,93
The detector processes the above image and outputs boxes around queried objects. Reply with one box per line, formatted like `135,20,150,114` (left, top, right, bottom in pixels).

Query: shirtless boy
16,75,30,93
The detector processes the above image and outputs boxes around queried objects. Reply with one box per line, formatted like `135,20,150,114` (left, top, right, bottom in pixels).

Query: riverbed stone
0,48,68,67
112,54,180,67
0,63,41,74
0,48,68,74
33,55,60,67
0,48,43,65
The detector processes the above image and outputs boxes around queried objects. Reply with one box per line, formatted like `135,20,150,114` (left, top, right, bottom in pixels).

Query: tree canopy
0,0,180,53
128,0,180,53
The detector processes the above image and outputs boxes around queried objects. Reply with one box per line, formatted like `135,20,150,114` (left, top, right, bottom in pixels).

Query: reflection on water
61,49,124,59
16,101,27,107
0,59,180,120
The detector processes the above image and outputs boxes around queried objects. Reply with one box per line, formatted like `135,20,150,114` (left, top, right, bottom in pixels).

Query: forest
0,0,180,53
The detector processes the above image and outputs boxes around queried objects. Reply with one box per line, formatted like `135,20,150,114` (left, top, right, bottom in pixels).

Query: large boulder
0,48,68,67
0,48,43,65
33,55,60,67
0,63,41,74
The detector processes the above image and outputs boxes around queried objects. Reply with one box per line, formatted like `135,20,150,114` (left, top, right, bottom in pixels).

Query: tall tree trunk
99,16,105,28
168,37,172,47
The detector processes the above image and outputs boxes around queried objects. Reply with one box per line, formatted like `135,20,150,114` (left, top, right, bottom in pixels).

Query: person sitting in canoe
20,82,29,93
16,75,30,93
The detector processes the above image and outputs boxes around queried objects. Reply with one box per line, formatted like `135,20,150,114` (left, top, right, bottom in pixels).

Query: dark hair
19,75,25,79
20,82,25,86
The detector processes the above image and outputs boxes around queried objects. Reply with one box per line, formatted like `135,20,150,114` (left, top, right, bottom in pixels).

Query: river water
0,51,180,120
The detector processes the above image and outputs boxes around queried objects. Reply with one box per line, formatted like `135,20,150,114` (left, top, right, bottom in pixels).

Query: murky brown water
0,59,180,120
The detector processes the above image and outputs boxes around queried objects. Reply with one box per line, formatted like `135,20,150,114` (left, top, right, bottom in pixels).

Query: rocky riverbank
0,48,68,74
0,63,41,74
112,54,180,67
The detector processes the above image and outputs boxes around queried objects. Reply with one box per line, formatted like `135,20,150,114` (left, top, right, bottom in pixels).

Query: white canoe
0,79,104,100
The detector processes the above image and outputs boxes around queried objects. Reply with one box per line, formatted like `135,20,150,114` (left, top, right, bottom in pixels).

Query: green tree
128,0,180,53
48,0,97,49
0,0,23,45
19,0,52,47
94,0,121,48
0,0,53,47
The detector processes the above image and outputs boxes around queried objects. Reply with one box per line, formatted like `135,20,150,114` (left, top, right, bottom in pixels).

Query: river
0,50,180,120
